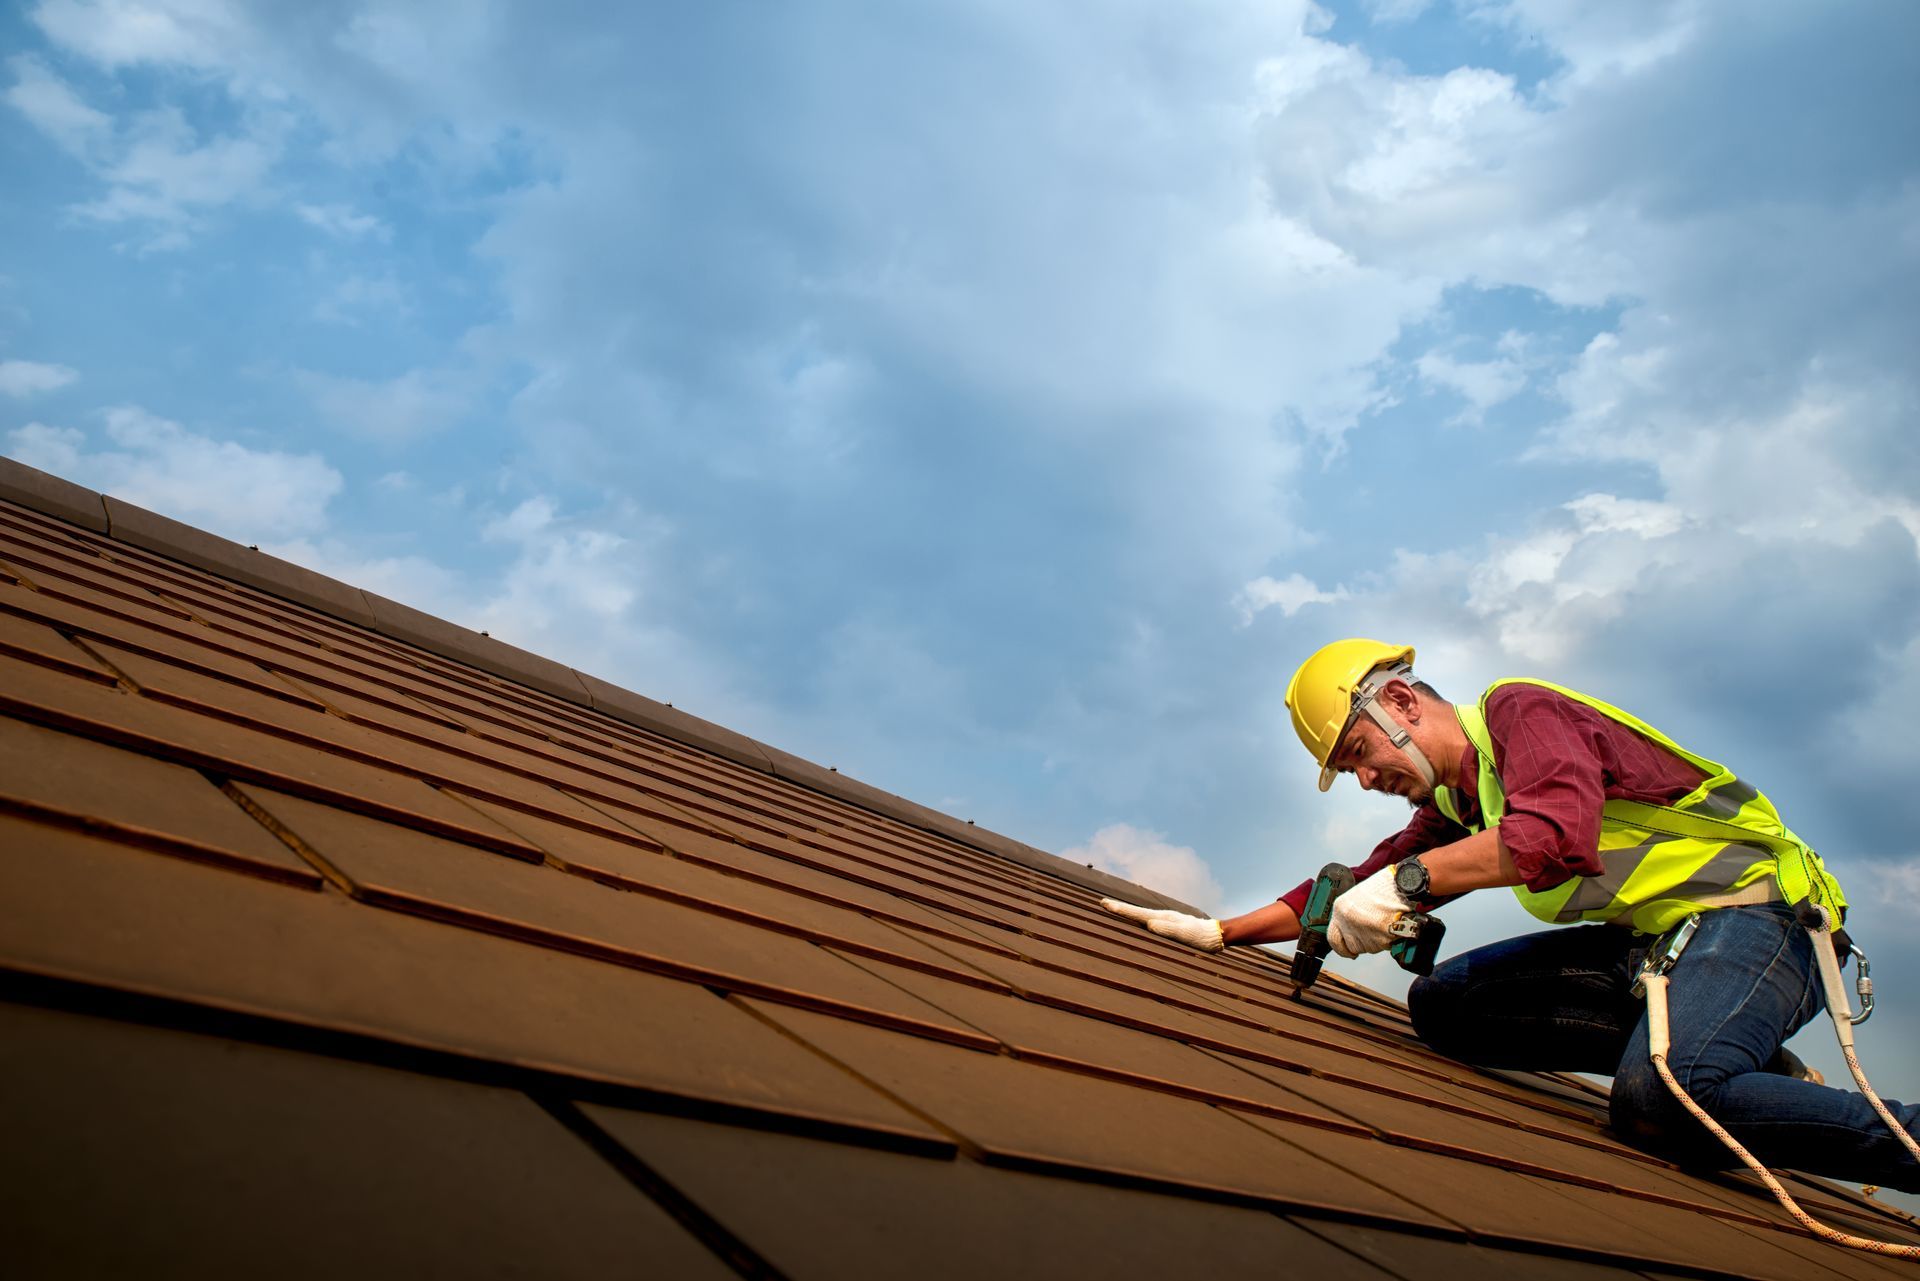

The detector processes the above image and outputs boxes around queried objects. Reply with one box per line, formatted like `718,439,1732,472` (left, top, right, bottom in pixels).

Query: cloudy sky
5,0,1918,1177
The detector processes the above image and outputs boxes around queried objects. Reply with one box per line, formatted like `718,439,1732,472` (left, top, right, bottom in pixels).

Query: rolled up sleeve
1483,686,1609,890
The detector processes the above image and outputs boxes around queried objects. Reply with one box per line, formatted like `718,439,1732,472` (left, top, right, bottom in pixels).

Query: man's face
1330,713,1432,807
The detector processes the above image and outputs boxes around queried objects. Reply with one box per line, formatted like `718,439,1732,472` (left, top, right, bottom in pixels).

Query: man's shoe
1766,1045,1825,1086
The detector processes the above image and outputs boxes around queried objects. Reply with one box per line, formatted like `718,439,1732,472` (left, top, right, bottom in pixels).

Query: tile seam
530,1095,791,1281
0,964,956,1159
727,994,983,1159
0,796,323,891
341,885,1006,1054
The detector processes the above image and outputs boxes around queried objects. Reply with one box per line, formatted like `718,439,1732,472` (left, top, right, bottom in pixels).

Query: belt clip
1632,912,1702,1000
1795,897,1875,1027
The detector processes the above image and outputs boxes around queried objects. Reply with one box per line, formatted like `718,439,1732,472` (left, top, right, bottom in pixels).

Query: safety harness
1435,678,1848,935
1638,908,1917,1257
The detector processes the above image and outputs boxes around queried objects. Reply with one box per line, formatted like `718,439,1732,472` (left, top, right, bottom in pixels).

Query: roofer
1101,639,1920,1193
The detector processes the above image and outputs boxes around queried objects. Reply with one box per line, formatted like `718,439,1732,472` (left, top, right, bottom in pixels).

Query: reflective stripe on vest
1430,678,1848,935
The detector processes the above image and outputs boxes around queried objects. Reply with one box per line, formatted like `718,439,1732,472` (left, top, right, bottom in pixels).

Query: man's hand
1327,866,1415,958
1100,899,1225,953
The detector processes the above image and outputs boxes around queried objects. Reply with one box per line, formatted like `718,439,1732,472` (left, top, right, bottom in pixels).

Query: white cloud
1563,492,1685,539
1850,858,1920,900
476,497,649,631
1415,350,1526,423
312,272,411,324
1468,0,1705,90
6,54,283,245
1252,48,1544,266
0,359,79,397
33,0,520,168
1541,332,1920,546
1361,0,1433,24
1250,29,1658,312
4,55,111,156
78,104,280,229
301,366,477,441
1234,571,1350,625
1459,491,1699,663
30,0,251,71
1062,822,1224,910
5,422,87,473
5,405,341,540
296,202,389,241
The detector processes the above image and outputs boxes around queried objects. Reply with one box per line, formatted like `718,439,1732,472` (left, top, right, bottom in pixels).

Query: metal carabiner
1849,944,1874,1025
1632,913,1701,1000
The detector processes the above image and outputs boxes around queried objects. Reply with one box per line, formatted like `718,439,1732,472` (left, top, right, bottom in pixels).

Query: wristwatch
1394,857,1431,900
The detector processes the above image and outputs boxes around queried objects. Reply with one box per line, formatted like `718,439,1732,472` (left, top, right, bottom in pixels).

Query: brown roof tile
85,634,330,710
0,608,120,683
0,1001,738,1280
454,791,1010,982
740,999,1447,1223
0,717,321,888
579,1105,1403,1281
233,783,1000,1048
1295,1219,1678,1281
0,816,943,1142
826,952,1370,1131
1234,1115,1846,1280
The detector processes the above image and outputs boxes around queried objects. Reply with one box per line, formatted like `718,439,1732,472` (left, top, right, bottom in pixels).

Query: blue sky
6,0,1920,1196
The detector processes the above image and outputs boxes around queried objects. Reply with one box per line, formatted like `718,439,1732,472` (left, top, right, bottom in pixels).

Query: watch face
1395,860,1427,897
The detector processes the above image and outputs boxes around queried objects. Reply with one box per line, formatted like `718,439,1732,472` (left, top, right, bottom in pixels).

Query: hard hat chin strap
1353,670,1437,790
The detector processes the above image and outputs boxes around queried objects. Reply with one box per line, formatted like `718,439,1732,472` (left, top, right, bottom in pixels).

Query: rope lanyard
1638,908,1920,1258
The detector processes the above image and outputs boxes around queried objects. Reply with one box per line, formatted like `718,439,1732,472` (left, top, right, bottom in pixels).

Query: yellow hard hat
1285,639,1417,791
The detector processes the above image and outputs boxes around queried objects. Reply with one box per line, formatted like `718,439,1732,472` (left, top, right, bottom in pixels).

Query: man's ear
1381,678,1420,722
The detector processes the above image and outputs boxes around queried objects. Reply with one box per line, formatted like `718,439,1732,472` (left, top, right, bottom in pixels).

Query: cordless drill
1289,862,1446,993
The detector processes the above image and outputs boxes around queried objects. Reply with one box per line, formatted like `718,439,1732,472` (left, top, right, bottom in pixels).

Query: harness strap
1683,879,1781,910
1360,696,1435,789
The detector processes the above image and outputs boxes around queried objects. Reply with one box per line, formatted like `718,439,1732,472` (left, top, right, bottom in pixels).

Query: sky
5,0,1920,1205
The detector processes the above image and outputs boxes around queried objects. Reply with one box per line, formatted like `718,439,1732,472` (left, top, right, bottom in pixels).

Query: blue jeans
1407,903,1920,1192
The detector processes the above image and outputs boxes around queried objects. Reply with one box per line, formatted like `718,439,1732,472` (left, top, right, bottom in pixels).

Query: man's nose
1357,765,1379,791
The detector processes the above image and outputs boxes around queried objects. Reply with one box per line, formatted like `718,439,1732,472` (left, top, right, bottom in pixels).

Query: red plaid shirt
1279,682,1707,917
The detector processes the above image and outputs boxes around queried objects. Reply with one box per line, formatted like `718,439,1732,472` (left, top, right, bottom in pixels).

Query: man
1101,639,1920,1192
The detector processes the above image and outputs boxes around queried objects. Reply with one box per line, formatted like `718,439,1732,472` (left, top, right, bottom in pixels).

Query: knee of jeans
1407,965,1467,1056
1608,1053,1718,1159
1608,1056,1676,1149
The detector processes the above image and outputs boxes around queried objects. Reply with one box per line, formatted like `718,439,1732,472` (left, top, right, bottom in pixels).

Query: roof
2,453,1917,1280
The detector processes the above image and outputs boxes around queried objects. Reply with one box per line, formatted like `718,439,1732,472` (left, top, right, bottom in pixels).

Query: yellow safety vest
1431,679,1847,935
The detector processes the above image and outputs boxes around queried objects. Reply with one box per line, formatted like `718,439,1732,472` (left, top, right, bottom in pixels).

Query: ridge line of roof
0,455,1201,915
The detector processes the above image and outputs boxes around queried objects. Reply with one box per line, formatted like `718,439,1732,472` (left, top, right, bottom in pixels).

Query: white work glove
1099,898,1225,953
1327,866,1416,959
